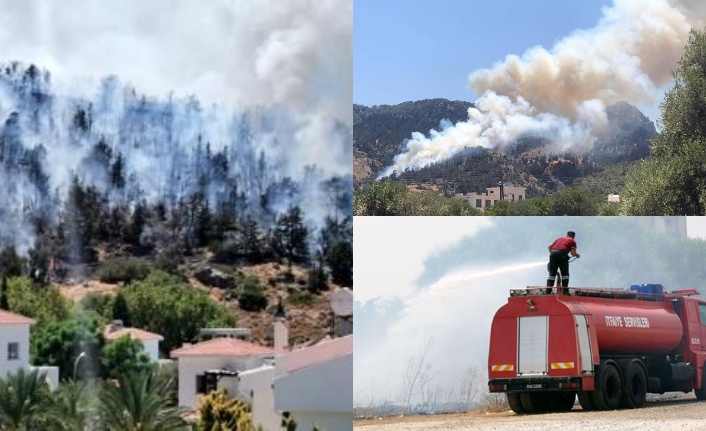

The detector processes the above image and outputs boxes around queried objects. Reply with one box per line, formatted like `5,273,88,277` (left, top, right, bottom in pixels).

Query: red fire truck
487,285,706,413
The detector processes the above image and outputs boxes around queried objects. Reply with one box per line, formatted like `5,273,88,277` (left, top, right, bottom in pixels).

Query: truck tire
520,392,549,414
620,359,647,408
507,393,526,414
695,362,706,401
547,391,576,412
591,363,622,410
577,391,595,411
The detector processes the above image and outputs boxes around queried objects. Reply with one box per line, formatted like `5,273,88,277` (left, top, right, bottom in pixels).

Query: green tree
0,277,9,310
0,368,50,430
31,313,103,380
99,369,187,431
272,206,309,265
622,29,706,215
126,202,146,246
0,245,23,279
6,277,71,323
110,292,131,326
327,241,352,288
120,271,236,352
353,180,409,216
549,188,602,216
101,336,152,380
238,276,268,312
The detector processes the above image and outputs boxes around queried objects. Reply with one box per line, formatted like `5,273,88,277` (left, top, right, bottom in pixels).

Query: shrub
197,389,256,431
286,291,316,307
238,276,268,312
96,258,152,284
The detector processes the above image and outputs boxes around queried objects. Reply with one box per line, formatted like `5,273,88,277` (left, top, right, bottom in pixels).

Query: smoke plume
380,0,701,177
0,0,352,253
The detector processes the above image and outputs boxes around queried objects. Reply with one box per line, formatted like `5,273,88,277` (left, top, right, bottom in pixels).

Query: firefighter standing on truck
546,231,580,293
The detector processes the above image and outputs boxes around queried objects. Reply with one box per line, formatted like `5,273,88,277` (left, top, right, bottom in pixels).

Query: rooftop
0,310,36,325
170,337,274,358
104,327,164,342
277,334,353,374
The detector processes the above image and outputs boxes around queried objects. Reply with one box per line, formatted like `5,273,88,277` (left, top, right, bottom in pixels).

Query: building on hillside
607,194,620,203
0,310,35,378
170,336,274,409
104,320,164,362
455,184,526,211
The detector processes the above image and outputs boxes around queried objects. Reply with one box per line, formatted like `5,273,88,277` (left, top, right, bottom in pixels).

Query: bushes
238,276,268,312
96,258,152,284
197,389,256,431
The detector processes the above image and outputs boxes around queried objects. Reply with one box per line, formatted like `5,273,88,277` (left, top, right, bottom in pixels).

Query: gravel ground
354,393,706,431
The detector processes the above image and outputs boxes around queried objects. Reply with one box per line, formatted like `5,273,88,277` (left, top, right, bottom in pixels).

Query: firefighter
546,231,580,293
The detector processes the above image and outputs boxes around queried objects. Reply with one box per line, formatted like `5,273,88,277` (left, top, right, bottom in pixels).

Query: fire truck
487,285,706,413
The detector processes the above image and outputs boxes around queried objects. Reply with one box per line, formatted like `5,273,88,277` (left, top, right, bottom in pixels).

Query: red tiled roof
104,327,164,342
171,337,273,358
0,310,35,325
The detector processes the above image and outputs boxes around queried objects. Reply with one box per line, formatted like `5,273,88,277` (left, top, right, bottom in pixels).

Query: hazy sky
354,216,706,406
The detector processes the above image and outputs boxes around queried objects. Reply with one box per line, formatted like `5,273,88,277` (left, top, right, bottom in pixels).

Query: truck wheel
520,392,549,413
620,360,647,408
577,391,595,411
591,363,622,410
507,393,526,414
695,362,706,401
547,391,576,412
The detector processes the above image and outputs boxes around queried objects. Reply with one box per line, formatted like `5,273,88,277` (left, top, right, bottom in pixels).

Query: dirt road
354,393,706,431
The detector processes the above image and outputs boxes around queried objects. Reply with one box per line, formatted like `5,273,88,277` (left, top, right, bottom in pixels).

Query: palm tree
0,368,51,430
99,368,187,431
44,380,97,431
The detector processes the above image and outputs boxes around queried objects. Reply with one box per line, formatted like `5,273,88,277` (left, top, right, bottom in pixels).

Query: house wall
177,355,268,409
238,366,280,431
0,324,30,377
29,365,59,390
275,353,352,412
143,339,160,362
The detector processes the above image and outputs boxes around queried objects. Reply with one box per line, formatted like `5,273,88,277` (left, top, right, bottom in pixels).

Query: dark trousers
546,250,570,288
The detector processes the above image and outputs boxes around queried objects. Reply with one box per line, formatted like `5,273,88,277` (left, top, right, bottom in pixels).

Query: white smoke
354,261,547,407
0,0,352,178
380,0,700,177
0,0,351,116
0,0,352,253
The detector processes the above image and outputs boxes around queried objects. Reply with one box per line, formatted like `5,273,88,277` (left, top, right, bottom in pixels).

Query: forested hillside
0,61,352,359
354,98,655,198
353,99,473,183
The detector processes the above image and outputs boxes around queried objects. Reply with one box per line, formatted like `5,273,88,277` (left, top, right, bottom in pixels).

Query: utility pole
499,169,505,201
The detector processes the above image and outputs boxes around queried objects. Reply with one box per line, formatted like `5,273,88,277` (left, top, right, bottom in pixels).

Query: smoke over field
380,0,702,177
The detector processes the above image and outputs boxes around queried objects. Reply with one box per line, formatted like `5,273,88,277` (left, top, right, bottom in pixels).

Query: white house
238,363,278,430
104,320,163,362
170,337,274,409
274,335,353,431
0,309,35,378
239,324,353,431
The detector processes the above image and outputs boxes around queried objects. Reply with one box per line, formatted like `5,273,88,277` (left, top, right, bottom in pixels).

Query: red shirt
551,237,577,252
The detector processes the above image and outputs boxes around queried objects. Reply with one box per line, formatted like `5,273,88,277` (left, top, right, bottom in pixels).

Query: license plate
526,384,542,389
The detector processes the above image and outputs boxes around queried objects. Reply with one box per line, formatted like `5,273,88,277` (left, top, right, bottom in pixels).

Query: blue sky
354,0,613,106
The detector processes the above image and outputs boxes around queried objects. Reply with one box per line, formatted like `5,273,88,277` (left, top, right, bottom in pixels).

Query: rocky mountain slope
354,98,656,197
